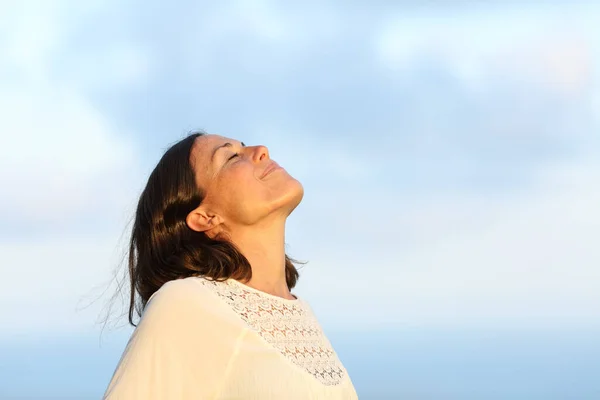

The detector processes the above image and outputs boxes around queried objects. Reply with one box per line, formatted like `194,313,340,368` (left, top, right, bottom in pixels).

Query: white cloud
0,0,143,226
0,233,130,338
0,84,141,225
374,4,600,96
0,0,143,336
65,43,155,90
1,1,64,78
1,1,598,337
299,158,600,330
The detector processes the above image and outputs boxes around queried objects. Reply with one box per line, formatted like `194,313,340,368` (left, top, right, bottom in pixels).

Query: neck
227,217,293,300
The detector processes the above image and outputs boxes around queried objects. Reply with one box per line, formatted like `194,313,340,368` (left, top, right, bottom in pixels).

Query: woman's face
188,134,304,232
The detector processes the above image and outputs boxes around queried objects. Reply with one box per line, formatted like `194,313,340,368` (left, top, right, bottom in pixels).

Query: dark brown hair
126,132,302,327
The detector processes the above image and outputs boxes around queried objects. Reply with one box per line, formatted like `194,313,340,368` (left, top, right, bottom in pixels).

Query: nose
251,145,269,163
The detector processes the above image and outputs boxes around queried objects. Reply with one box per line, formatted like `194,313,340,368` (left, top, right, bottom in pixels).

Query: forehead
190,134,234,180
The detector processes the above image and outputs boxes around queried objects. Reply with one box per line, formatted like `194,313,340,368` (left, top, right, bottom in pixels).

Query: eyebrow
211,141,246,163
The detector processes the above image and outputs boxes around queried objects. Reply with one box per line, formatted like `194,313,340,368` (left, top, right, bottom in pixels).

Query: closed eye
228,153,240,161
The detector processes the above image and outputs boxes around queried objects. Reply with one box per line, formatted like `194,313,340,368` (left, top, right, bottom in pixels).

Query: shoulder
139,276,235,333
144,277,206,315
104,277,246,399
146,276,208,306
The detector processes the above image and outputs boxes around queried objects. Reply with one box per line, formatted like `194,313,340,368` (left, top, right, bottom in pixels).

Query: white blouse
103,276,358,399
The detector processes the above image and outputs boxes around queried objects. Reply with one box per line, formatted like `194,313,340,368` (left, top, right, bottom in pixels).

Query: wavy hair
125,132,302,327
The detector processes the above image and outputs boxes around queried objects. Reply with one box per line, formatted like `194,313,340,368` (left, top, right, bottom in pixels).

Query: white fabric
103,276,358,399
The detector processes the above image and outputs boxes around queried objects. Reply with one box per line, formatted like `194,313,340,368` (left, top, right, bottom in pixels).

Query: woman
103,132,358,399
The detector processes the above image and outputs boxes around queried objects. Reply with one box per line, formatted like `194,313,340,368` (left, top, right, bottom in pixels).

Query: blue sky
1,1,599,398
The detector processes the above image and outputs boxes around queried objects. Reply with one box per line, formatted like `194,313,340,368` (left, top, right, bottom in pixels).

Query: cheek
221,179,266,224
219,166,263,202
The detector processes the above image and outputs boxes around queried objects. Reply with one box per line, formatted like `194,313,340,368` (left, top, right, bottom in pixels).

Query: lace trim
197,277,346,386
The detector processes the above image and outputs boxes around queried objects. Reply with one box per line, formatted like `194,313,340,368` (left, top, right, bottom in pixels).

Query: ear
186,205,224,234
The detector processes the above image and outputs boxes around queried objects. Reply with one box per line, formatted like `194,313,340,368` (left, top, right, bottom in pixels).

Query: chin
276,179,304,216
287,180,304,213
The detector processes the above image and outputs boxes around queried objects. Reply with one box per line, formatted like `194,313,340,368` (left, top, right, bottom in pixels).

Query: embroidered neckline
195,276,346,386
228,278,299,303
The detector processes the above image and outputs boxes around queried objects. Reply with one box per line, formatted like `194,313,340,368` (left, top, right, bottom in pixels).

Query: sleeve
102,278,243,400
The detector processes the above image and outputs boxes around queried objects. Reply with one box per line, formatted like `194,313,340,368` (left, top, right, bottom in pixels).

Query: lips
260,161,280,179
